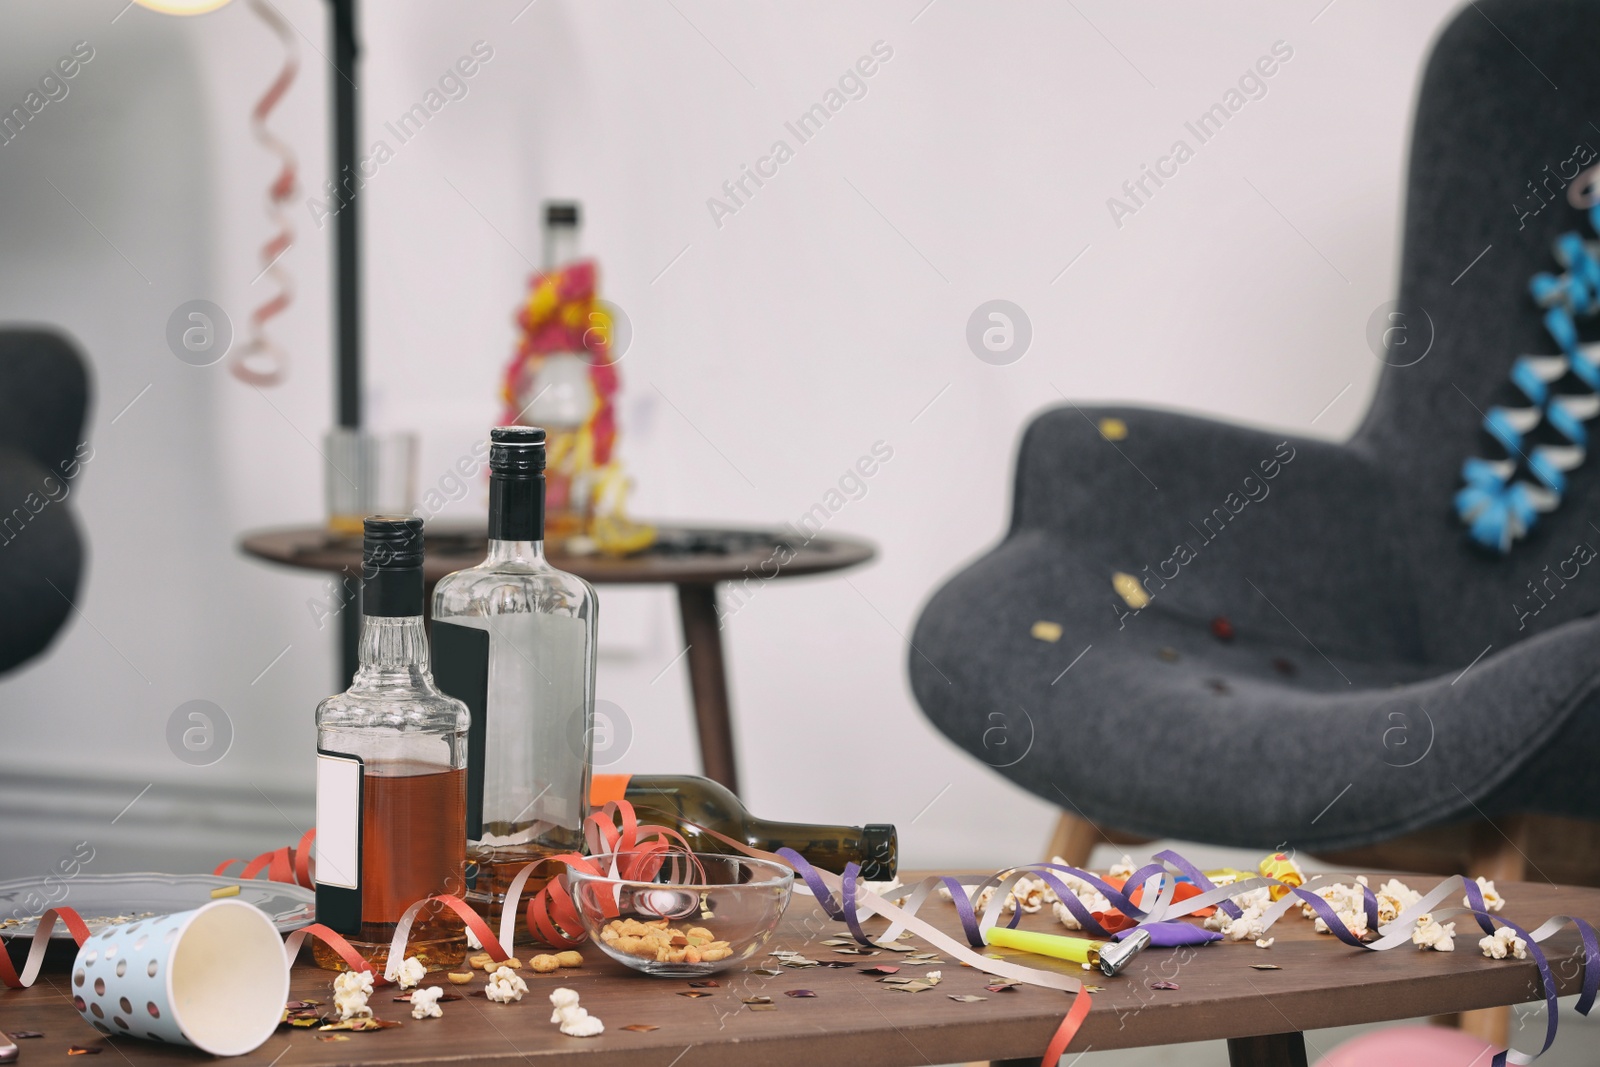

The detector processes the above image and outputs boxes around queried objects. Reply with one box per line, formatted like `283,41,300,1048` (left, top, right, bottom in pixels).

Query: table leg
1227,1032,1309,1067
676,582,740,795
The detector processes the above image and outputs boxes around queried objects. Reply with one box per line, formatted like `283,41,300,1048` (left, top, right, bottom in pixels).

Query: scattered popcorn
1047,868,1112,931
1299,882,1370,940
410,986,444,1020
1374,879,1421,926
938,876,1049,915
926,970,942,982
1108,855,1136,880
1479,927,1528,960
486,966,530,1003
1411,915,1456,952
1466,877,1505,913
332,970,374,1020
1205,887,1273,942
1255,938,1274,949
394,955,427,990
549,987,603,1037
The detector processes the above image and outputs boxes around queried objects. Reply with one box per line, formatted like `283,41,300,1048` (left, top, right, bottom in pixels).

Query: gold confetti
1112,572,1150,610
209,885,240,899
1098,417,1128,441
1030,620,1063,642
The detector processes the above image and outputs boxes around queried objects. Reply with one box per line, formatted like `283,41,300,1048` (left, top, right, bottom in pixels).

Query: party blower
984,925,1152,977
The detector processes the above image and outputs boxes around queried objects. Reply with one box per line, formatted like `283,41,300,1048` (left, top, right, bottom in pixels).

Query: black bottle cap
362,516,424,616
490,425,547,476
860,824,898,881
487,428,546,542
544,202,580,227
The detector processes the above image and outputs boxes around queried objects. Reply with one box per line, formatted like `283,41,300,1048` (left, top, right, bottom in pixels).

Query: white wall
0,0,1458,882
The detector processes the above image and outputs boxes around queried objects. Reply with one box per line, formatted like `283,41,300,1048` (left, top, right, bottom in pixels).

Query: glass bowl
565,852,793,977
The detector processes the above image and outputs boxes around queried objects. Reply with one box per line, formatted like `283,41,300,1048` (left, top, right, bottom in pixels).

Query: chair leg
1460,816,1531,1049
1044,811,1100,867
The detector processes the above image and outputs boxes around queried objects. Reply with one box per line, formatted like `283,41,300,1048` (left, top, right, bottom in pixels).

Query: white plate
0,872,315,939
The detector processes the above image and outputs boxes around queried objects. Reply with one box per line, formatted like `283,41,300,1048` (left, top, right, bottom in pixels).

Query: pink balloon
1315,1025,1495,1067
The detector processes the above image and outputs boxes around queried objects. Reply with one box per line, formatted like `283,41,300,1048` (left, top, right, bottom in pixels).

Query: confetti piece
316,1035,351,1043
754,968,784,977
948,994,988,1003
688,979,720,988
284,1000,322,1011
783,990,817,998
1098,417,1128,441
1209,616,1235,641
887,980,938,993
985,982,1020,993
748,1003,778,1011
742,996,773,1005
8,1032,41,1039
392,991,461,1003
1113,572,1151,610
873,940,915,953
1084,985,1106,993
321,1017,402,1031
1250,964,1283,971
1150,981,1180,990
817,960,857,968
1031,620,1063,642
621,1024,660,1033
831,946,879,956
209,884,240,898
66,1048,102,1056
862,965,901,975
678,991,712,999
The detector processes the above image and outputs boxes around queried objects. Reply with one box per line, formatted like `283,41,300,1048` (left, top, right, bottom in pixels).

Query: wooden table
239,523,875,795
7,873,1595,1065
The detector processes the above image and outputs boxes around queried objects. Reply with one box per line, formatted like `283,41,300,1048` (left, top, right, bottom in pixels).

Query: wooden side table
239,523,875,795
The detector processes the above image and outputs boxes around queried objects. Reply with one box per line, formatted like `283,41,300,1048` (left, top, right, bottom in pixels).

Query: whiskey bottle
591,773,898,880
431,426,599,920
313,517,470,972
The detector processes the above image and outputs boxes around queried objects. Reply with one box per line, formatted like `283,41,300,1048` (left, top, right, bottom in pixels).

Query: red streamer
231,0,298,388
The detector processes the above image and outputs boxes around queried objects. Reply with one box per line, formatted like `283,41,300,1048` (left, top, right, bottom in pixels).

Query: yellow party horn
984,926,1151,977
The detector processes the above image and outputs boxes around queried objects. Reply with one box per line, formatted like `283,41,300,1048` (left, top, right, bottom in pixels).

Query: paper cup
70,899,288,1056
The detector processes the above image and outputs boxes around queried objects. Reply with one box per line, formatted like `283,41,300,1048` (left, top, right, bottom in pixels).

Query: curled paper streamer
230,0,298,388
0,906,90,989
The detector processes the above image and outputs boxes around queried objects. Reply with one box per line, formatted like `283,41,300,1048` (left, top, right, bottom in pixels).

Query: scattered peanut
500,958,523,970
446,972,474,985
554,951,584,969
467,953,494,971
530,954,561,974
600,919,733,964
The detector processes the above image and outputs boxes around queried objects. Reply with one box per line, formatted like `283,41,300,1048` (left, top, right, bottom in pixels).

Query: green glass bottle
592,773,897,880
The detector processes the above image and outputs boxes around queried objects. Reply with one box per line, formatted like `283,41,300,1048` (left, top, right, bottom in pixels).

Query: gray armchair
912,0,1600,866
0,328,90,675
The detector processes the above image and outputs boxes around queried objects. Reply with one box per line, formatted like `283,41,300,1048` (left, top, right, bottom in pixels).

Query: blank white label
315,754,361,890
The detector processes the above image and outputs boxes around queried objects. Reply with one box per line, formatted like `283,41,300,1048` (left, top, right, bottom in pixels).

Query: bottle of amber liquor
313,517,470,972
431,427,598,928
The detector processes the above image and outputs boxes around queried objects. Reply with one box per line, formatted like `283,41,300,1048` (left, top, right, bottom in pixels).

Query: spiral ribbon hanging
229,0,299,388
1457,167,1600,552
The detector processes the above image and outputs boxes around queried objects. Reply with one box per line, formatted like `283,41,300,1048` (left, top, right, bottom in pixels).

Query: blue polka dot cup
70,899,288,1055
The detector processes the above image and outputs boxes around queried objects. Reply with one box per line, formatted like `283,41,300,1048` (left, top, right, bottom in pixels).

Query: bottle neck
485,538,546,565
488,472,545,542
542,225,581,272
353,614,432,688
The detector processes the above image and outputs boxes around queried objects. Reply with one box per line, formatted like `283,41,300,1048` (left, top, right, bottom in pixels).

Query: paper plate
0,872,314,940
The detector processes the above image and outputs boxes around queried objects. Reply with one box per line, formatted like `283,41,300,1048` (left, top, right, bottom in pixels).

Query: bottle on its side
313,516,471,973
432,426,598,922
592,773,898,880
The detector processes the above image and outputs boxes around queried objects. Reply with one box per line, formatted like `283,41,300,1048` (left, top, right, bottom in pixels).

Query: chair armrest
1010,405,1424,663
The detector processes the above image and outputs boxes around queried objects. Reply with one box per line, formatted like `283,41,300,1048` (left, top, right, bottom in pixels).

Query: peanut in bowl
564,852,793,977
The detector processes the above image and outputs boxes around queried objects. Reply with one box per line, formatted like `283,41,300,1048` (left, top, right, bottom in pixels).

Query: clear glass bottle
525,201,592,543
431,427,598,930
313,517,470,973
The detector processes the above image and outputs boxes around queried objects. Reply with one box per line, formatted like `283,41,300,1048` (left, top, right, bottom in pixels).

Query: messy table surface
4,873,1595,1067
